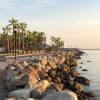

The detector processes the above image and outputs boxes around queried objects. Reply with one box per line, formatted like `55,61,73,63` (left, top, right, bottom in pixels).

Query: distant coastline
81,49,100,50
64,48,100,51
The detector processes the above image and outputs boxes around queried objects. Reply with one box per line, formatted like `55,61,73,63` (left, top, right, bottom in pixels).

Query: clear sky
0,0,100,49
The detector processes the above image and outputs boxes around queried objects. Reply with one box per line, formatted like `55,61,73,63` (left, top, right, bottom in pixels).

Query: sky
0,0,100,49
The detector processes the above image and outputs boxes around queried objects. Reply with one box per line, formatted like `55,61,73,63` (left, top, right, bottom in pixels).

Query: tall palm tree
9,18,18,56
20,22,27,54
51,36,63,52
2,25,11,55
32,31,38,53
0,34,3,54
17,23,22,54
37,32,45,52
2,27,6,54
27,30,32,53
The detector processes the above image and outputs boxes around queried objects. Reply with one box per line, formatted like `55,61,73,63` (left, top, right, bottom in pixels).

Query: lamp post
43,35,46,54
27,34,28,54
14,27,17,62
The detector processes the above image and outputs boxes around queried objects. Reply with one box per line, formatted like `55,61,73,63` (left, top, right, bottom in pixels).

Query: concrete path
0,62,8,100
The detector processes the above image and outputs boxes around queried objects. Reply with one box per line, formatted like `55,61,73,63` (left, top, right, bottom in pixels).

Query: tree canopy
0,18,64,55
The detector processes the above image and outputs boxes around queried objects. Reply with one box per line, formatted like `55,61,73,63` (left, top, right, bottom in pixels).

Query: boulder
16,61,28,70
25,66,39,88
28,98,35,100
70,71,80,78
42,90,78,100
5,98,17,100
5,98,35,100
83,85,94,97
31,80,49,99
50,61,57,69
37,63,47,71
82,69,88,71
55,84,63,92
73,82,83,92
4,70,18,82
52,57,59,64
5,79,27,91
8,89,31,99
87,61,91,62
63,66,70,73
66,90,78,100
4,64,28,91
44,84,58,95
74,76,91,85
31,56,41,63
79,66,82,68
83,85,91,93
81,62,83,64
40,57,47,66
4,65,20,81
59,56,66,64
84,91,95,97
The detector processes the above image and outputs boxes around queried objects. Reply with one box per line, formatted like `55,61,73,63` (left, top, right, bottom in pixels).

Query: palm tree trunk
27,35,28,54
34,36,36,54
13,26,15,56
4,35,6,56
7,38,9,55
22,32,24,54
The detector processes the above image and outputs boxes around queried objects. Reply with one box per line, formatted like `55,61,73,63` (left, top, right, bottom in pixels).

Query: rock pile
4,50,94,100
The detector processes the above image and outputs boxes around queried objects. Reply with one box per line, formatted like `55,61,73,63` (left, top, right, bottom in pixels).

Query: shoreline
0,49,95,100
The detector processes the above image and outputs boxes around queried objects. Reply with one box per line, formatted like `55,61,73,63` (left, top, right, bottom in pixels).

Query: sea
77,50,100,100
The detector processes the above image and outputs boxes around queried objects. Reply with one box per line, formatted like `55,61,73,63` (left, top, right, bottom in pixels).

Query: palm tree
32,31,38,53
2,27,7,52
20,22,27,54
2,25,11,55
37,32,45,52
17,23,22,54
9,18,18,56
59,40,64,50
0,34,2,47
51,36,64,52
0,18,49,56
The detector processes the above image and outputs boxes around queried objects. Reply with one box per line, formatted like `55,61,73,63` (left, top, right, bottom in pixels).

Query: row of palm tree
0,18,46,55
0,18,64,55
51,36,64,51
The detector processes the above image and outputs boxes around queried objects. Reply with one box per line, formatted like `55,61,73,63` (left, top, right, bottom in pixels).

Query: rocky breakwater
4,50,94,100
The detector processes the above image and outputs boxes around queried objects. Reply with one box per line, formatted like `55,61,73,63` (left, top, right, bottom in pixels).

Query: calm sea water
77,50,100,100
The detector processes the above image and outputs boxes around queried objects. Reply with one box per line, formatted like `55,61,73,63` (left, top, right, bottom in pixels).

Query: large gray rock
30,56,42,63
8,89,31,99
31,80,49,99
4,64,22,81
5,98,35,100
5,79,27,91
42,90,78,100
5,98,17,100
74,76,91,85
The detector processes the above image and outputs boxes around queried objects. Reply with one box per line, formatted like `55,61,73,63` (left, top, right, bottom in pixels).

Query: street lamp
27,34,28,54
14,27,17,62
43,35,46,54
